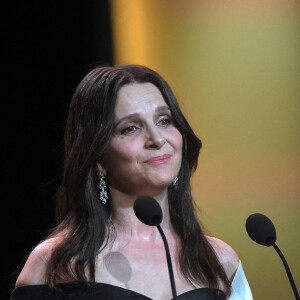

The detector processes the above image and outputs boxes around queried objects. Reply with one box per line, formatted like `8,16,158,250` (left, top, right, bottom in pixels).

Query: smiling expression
100,83,183,198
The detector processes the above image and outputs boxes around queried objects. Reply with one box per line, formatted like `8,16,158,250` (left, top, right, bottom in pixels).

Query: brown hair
45,65,231,296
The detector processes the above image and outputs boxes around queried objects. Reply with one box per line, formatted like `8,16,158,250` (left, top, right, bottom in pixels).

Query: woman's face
100,83,183,197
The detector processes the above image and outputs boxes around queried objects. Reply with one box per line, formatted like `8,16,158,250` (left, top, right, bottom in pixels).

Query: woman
11,65,252,299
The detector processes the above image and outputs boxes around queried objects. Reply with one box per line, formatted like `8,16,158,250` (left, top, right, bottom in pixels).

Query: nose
145,126,166,149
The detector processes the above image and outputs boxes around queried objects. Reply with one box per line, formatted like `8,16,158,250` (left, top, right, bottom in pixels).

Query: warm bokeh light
110,0,300,298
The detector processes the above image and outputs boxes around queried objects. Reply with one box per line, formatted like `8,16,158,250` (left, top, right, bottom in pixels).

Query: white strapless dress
229,261,253,300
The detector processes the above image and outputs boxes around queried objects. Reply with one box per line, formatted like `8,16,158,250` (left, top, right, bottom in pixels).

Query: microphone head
134,196,163,226
246,213,277,246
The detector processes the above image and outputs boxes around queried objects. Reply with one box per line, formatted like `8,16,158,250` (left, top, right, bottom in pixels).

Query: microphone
246,213,299,300
134,196,177,300
246,213,276,246
134,195,163,226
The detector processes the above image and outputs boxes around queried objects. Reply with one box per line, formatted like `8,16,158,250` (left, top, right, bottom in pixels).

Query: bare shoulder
206,236,240,281
15,236,62,287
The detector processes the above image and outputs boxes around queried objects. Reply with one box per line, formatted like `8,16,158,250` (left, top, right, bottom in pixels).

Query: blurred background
3,0,299,299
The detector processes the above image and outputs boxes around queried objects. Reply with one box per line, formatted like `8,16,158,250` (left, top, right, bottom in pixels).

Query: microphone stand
157,224,177,300
270,241,299,300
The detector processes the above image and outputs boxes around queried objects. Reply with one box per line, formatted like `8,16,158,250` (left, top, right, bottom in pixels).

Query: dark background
2,1,114,298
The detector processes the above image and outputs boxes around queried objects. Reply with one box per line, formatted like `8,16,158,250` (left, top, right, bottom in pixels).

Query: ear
96,162,107,176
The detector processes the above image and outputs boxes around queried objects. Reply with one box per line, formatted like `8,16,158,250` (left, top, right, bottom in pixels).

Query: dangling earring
99,171,108,204
173,176,178,187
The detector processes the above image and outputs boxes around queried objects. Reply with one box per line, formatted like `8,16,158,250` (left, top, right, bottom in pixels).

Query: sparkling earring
99,172,108,204
173,176,178,187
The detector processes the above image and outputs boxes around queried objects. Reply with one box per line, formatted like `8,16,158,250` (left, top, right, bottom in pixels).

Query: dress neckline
13,282,226,299
96,282,226,299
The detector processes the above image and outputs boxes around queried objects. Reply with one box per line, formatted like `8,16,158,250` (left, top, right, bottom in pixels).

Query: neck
109,188,174,242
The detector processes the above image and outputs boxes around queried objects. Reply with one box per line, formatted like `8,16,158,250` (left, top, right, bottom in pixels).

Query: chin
135,180,171,198
151,179,173,191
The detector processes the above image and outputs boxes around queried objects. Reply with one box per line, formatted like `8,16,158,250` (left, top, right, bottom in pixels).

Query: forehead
115,83,168,116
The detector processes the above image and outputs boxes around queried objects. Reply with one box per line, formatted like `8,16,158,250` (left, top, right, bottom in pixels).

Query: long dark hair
46,64,231,296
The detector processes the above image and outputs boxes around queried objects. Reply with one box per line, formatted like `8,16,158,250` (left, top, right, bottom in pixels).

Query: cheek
168,128,183,152
177,132,183,150
104,139,140,169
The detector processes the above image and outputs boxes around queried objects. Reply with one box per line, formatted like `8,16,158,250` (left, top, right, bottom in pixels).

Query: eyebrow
114,105,170,128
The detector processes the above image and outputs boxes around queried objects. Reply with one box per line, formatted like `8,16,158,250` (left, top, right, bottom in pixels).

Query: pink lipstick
144,154,171,165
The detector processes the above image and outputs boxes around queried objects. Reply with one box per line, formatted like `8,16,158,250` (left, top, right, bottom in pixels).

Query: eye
157,117,172,127
121,125,139,135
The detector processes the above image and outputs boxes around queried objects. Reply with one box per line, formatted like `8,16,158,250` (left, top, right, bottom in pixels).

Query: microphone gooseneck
134,196,177,300
246,213,299,300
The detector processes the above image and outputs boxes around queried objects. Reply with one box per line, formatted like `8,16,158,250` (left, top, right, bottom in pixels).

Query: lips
144,154,171,165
